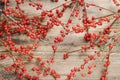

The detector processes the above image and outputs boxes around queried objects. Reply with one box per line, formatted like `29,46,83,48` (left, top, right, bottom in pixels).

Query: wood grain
0,0,120,80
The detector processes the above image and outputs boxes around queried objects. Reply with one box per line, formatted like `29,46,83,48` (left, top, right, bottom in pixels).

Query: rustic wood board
0,0,120,80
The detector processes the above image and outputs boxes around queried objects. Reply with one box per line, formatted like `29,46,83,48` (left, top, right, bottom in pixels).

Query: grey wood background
0,0,120,80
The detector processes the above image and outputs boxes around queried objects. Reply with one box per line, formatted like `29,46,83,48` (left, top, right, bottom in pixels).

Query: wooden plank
1,0,120,80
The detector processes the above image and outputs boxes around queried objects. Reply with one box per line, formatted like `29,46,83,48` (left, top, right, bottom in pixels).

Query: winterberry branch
48,1,71,11
85,3,116,13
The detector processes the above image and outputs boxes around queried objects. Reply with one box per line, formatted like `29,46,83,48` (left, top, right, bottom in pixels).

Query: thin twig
65,1,76,26
85,3,116,13
48,1,71,11
97,14,113,20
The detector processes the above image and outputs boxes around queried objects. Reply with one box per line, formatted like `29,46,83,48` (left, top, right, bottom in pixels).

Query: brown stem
83,1,89,33
100,50,111,80
110,18,119,27
48,1,71,11
85,3,116,13
65,1,76,26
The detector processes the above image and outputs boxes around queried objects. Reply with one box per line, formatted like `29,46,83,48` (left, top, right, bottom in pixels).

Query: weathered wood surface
0,0,120,80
